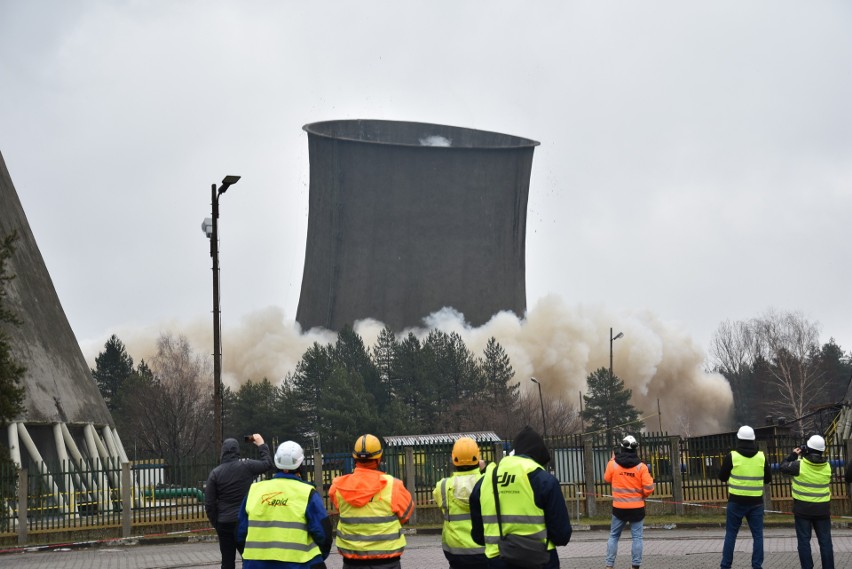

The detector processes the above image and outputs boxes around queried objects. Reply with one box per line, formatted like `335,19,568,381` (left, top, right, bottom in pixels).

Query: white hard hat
737,426,755,441
622,435,638,449
274,441,305,470
806,435,826,453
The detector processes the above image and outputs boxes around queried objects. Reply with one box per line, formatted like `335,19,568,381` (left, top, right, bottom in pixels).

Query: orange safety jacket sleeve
640,464,655,497
391,478,414,524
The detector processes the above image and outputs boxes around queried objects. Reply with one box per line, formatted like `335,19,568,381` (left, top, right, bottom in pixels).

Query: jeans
720,501,763,569
605,515,643,567
794,516,834,569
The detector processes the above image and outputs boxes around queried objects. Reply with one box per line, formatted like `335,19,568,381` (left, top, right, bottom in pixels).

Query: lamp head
219,175,241,194
530,377,540,384
612,332,624,341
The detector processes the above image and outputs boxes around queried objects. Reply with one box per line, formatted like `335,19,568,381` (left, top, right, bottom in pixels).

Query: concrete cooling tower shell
296,119,539,332
0,150,126,469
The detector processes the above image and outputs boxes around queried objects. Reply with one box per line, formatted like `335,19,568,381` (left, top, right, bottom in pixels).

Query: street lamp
203,175,241,454
608,327,624,446
530,377,547,438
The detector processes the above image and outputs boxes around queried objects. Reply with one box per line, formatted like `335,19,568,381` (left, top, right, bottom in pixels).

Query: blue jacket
237,472,332,569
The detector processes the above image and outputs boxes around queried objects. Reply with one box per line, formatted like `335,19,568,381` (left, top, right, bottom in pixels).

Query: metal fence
3,432,850,546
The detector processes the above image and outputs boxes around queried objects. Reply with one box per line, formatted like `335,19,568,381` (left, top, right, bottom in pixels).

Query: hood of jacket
334,464,389,508
734,439,759,458
220,438,241,463
614,448,642,468
512,426,550,467
803,452,828,465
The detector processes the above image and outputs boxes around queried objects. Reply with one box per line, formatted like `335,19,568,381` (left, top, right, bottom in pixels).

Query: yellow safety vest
335,473,406,559
242,477,320,563
478,455,553,559
791,458,831,503
728,451,766,497
434,471,485,556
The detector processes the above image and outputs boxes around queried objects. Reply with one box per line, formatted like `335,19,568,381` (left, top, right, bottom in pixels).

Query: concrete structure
296,119,539,332
0,151,126,504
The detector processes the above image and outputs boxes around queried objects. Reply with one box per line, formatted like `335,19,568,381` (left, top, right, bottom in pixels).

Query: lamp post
530,377,547,438
608,327,624,446
202,175,241,454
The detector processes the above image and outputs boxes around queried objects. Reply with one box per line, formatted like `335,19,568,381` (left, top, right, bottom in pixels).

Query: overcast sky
2,2,851,372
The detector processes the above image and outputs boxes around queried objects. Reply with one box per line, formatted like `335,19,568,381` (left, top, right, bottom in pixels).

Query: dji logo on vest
497,473,516,487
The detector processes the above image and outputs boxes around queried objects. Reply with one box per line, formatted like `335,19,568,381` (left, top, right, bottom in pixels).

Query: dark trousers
215,521,243,569
794,516,834,569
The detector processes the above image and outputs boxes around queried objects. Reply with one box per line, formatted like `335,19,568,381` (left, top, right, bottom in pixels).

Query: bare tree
709,319,762,425
755,310,824,435
125,333,213,459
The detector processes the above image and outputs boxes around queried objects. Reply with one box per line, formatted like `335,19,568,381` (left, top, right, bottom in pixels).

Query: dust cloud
83,296,732,436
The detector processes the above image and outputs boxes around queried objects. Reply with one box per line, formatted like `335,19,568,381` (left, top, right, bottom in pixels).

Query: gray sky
2,1,851,375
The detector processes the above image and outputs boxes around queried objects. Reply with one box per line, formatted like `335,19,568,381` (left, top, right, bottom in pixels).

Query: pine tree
92,334,134,411
581,367,644,447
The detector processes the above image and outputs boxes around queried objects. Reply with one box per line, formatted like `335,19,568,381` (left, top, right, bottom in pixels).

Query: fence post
121,462,132,538
492,442,504,464
669,436,684,515
17,468,26,545
845,439,852,516
404,446,416,525
758,440,772,512
313,451,323,494
583,436,597,517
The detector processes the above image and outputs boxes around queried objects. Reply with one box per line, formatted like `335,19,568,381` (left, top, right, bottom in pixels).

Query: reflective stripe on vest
242,477,320,563
478,455,553,559
728,451,766,497
610,462,653,508
791,458,831,503
437,472,485,556
335,473,406,559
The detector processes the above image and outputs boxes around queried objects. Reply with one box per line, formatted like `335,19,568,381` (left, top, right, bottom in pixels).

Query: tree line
91,327,591,460
709,309,852,437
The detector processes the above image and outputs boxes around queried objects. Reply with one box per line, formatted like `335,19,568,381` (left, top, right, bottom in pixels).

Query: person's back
329,434,414,569
238,441,332,569
206,435,274,569
718,425,770,569
780,435,834,569
603,435,654,569
433,437,487,569
470,426,571,569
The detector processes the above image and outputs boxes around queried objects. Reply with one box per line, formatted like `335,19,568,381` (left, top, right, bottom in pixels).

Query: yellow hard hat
353,434,383,460
452,437,480,466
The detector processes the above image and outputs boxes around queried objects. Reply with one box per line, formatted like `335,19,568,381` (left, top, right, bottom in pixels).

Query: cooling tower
296,119,540,332
0,150,127,473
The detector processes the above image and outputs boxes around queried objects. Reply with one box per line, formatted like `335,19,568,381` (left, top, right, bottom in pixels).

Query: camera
244,435,255,443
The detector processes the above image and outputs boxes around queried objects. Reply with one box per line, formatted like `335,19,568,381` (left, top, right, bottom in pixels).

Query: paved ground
3,527,852,569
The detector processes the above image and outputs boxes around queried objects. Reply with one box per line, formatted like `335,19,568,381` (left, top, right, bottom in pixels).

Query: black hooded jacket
718,439,772,506
205,438,273,525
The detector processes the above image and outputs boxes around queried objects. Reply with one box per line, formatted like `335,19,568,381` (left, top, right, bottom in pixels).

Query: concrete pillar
669,436,684,515
583,436,597,517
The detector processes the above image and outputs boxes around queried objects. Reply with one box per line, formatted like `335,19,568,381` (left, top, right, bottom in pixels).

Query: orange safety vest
604,459,655,510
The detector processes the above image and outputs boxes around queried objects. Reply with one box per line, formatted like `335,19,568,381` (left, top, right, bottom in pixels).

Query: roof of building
383,431,501,447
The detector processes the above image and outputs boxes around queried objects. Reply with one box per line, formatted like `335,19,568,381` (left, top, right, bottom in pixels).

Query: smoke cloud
82,295,732,436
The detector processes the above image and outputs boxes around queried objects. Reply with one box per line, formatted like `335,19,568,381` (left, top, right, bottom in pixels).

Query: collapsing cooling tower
296,119,540,332
0,150,127,475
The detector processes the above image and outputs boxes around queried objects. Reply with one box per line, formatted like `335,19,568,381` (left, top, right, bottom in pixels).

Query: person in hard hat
237,441,332,569
603,435,655,569
718,425,771,569
206,434,274,569
469,425,572,569
329,434,414,569
780,434,835,569
433,437,488,569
